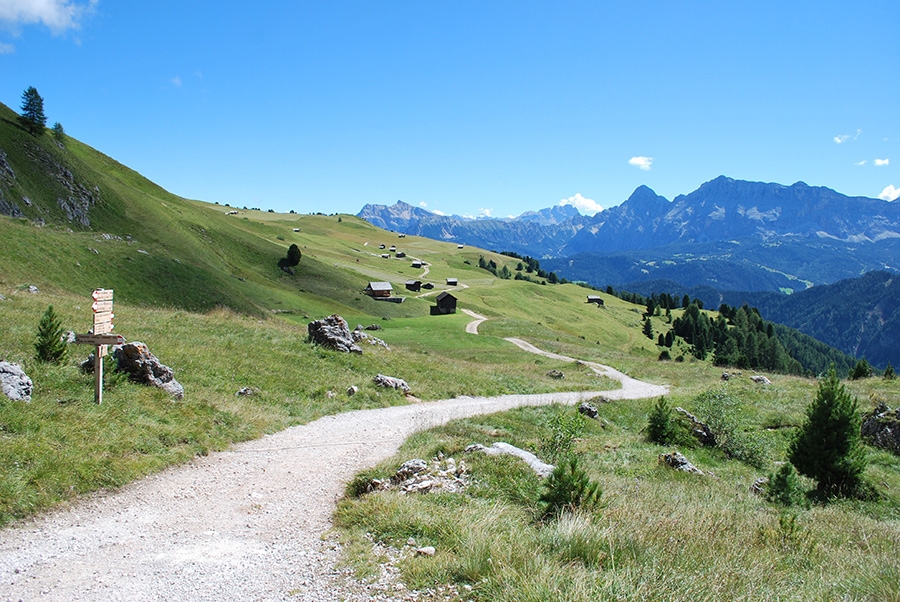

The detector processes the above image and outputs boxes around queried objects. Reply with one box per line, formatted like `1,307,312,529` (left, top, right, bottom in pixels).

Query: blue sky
0,1,897,218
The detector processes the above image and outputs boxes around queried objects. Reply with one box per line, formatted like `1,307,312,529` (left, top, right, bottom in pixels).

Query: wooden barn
422,282,435,290
405,280,422,292
587,295,604,306
446,277,458,286
411,260,422,268
431,291,457,315
364,282,393,298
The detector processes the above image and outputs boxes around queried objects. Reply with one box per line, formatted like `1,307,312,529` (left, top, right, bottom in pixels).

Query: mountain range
359,177,900,294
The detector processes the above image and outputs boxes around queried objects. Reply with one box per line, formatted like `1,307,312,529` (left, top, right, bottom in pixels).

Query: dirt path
0,337,667,601
461,308,487,334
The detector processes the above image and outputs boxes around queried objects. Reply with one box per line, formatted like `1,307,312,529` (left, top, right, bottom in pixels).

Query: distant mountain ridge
359,177,900,292
357,200,590,256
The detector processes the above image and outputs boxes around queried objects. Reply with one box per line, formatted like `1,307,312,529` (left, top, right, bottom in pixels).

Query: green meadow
1,103,898,599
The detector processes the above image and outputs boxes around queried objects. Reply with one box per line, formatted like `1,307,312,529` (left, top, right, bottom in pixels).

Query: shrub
658,350,671,361
538,456,602,521
766,463,806,507
693,389,767,468
788,366,867,497
540,410,585,463
286,243,302,266
34,305,68,364
883,363,895,380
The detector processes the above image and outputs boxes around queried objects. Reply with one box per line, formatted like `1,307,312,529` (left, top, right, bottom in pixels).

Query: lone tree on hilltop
788,365,867,497
19,86,47,135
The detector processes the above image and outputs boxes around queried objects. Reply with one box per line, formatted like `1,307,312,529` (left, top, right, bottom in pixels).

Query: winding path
0,317,667,602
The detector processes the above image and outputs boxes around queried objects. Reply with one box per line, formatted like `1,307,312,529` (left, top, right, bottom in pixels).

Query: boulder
0,361,33,402
750,375,771,385
347,385,359,396
658,451,704,475
112,342,184,399
861,402,900,454
236,387,257,396
546,369,565,379
307,314,362,354
578,402,600,420
373,373,410,394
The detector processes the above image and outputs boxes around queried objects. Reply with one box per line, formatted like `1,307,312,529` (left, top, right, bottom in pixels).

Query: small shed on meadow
587,295,604,306
411,260,422,268
446,277,458,286
396,251,406,258
405,280,422,292
365,282,393,298
423,282,435,290
431,292,458,315
457,244,465,249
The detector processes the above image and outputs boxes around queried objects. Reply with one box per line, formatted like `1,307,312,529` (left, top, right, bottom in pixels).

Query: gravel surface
0,340,667,602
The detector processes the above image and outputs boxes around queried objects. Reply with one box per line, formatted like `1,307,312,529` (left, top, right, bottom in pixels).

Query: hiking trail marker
74,289,124,404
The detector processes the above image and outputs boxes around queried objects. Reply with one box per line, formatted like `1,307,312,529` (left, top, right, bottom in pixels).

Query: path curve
461,308,488,334
0,350,667,602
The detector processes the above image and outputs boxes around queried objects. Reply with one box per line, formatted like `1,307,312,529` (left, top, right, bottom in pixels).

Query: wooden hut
364,282,393,298
587,295,604,306
405,280,422,292
411,260,422,268
431,291,458,315
446,277,458,286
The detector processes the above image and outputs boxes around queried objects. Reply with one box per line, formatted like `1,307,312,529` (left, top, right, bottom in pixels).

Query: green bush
540,410,585,463
766,463,806,507
34,305,68,364
692,388,767,468
850,358,874,380
538,456,602,521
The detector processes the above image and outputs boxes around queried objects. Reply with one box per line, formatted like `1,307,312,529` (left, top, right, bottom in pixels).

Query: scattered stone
307,314,362,354
0,294,5,301
861,401,900,454
373,374,410,394
88,248,99,254
364,324,382,331
750,477,769,495
351,325,390,350
236,387,256,396
325,390,336,399
347,385,359,396
675,406,715,446
546,369,565,379
0,361,33,402
750,375,771,385
721,372,731,381
466,442,554,478
27,285,39,294
578,402,600,420
361,455,469,496
112,342,184,399
415,546,436,557
658,451,704,475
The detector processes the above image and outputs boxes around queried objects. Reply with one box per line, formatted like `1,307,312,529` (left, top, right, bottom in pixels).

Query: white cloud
418,201,427,208
855,160,868,166
879,185,900,201
0,41,13,53
170,76,182,87
833,129,862,144
875,158,890,167
629,156,653,171
478,208,492,217
432,209,446,216
0,0,97,33
559,193,603,215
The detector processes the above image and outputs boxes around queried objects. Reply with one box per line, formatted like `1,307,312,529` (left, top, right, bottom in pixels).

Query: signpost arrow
79,289,120,404
75,333,124,346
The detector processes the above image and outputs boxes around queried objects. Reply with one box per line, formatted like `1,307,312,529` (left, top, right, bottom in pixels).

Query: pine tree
884,363,895,380
788,366,867,497
19,86,47,135
647,396,675,444
286,243,302,266
642,317,653,339
34,305,68,364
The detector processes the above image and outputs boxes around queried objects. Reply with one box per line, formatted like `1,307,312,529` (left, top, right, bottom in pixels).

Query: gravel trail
0,337,667,602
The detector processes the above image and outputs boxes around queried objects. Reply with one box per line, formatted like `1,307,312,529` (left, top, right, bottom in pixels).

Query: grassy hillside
1,102,898,600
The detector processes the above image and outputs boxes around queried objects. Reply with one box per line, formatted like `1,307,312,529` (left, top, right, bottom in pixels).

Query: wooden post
94,348,104,405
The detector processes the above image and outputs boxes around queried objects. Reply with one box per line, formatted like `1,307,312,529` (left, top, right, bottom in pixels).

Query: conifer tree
19,86,47,135
788,366,866,497
647,396,675,444
34,305,68,364
286,243,302,266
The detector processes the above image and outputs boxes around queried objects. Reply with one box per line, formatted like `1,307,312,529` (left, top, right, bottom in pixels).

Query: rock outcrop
112,342,184,399
862,402,900,454
0,361,33,402
307,314,362,354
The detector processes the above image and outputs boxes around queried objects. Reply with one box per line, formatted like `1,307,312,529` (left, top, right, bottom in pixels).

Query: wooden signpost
74,289,124,404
